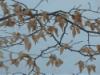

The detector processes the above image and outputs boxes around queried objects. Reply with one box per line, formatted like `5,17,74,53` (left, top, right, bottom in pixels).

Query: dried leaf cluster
46,54,63,67
76,60,96,75
0,0,100,75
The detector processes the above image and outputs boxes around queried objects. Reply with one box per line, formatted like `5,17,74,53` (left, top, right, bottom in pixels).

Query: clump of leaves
87,64,96,75
46,54,63,67
59,43,70,54
3,18,16,27
47,26,58,36
80,47,93,55
56,15,66,31
72,11,83,27
76,60,96,75
0,1,9,15
41,11,49,22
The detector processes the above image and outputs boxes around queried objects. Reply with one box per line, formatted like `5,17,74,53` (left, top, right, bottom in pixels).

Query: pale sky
0,0,100,75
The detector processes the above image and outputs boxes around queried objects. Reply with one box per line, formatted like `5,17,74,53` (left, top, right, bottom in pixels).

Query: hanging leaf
75,26,80,34
18,52,30,61
56,15,66,31
81,47,92,55
38,31,46,41
58,43,70,54
4,18,16,27
87,64,96,75
23,37,31,51
0,1,9,15
12,32,21,42
46,54,56,66
56,15,62,22
34,62,40,75
87,65,92,75
9,53,19,67
59,47,65,54
95,19,100,25
32,34,40,44
63,43,70,49
28,18,37,32
27,58,33,68
47,26,58,36
59,18,66,31
89,23,95,31
23,9,33,17
96,45,100,53
72,11,83,27
18,15,24,22
13,3,24,22
14,3,22,16
72,26,76,37
55,58,63,67
91,64,96,72
11,59,19,67
41,11,49,22
46,54,63,67
76,60,84,73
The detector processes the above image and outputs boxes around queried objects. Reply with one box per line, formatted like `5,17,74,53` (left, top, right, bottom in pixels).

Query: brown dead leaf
27,58,33,68
28,18,37,32
96,45,100,53
11,59,19,67
72,11,83,27
81,47,92,55
48,26,58,36
72,26,76,37
23,37,31,51
56,15,66,31
76,60,84,73
32,34,40,44
41,11,49,22
59,47,64,54
0,1,9,15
